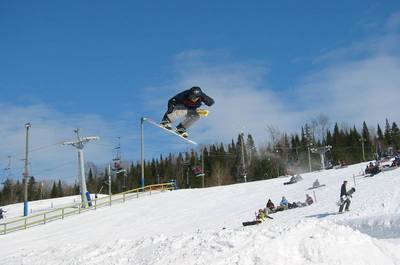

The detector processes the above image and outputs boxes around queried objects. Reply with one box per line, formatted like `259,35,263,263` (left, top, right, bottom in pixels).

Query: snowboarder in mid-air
160,86,215,138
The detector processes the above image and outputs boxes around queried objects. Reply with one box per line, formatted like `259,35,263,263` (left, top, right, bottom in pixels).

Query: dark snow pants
339,198,351,213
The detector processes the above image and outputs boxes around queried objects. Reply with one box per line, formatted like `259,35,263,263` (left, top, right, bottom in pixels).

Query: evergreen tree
361,121,373,160
27,176,37,201
50,181,58,198
58,180,64,197
1,179,15,205
392,122,400,149
384,119,393,146
376,124,384,157
377,124,384,140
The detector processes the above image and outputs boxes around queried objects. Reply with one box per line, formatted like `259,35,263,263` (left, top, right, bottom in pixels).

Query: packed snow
1,161,400,265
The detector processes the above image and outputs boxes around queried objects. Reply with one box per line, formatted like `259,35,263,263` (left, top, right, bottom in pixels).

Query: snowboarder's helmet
189,86,202,100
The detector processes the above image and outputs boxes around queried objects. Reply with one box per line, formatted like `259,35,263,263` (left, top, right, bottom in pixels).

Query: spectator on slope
256,209,267,222
391,155,400,167
288,201,298,209
0,208,6,220
280,196,289,206
305,194,314,205
365,162,380,175
243,209,273,226
313,179,320,188
339,180,351,213
266,199,275,213
284,176,297,185
365,163,371,174
276,196,289,211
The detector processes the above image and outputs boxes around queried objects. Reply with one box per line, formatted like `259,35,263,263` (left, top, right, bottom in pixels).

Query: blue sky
1,1,400,182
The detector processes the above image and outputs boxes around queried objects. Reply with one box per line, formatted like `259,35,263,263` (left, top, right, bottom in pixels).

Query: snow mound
4,220,399,265
343,214,400,239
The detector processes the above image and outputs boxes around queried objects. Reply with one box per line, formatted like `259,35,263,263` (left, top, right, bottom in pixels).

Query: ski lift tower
112,137,127,191
2,156,12,182
63,129,99,207
240,132,247,183
311,145,332,170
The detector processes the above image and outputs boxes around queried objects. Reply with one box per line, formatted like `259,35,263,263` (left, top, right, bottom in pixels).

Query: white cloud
167,51,305,145
298,29,400,128
0,104,120,182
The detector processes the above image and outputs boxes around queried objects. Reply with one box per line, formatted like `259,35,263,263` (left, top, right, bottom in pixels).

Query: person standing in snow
0,208,6,219
339,180,351,213
160,86,215,138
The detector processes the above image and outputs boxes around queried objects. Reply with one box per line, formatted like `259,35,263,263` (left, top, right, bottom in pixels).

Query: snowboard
307,184,326,190
144,118,198,145
336,187,356,207
242,220,262,226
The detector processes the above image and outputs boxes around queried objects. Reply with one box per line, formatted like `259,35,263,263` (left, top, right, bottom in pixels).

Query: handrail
0,182,174,235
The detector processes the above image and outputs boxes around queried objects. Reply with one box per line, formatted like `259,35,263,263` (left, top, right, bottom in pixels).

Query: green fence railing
0,182,174,235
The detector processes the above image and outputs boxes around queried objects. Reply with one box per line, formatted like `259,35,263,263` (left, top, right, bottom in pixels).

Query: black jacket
168,89,215,110
340,183,347,197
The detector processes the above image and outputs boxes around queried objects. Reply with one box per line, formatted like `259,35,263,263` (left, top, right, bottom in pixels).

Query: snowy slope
1,162,400,265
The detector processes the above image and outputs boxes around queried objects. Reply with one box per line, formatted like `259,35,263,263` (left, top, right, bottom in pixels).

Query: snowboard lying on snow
308,184,326,190
242,216,273,226
242,220,262,226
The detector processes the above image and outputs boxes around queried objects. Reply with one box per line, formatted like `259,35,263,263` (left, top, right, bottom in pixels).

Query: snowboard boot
160,117,172,130
176,124,188,138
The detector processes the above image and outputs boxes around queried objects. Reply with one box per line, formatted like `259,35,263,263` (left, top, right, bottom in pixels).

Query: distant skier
338,180,351,213
0,208,6,220
160,86,215,138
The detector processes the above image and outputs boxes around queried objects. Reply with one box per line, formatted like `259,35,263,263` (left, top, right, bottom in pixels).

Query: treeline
0,177,79,206
1,118,399,206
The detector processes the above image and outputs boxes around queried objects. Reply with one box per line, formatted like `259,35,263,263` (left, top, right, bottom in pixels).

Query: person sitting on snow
288,201,298,209
256,209,267,222
312,179,320,188
266,199,275,213
284,176,298,185
305,194,314,205
280,196,289,208
271,196,290,212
